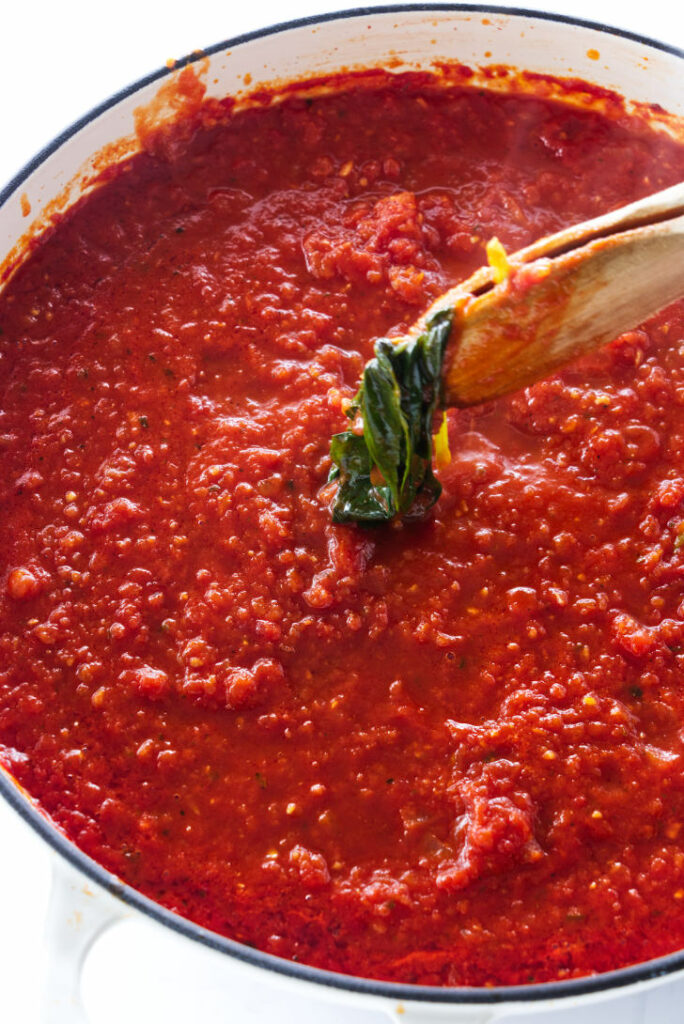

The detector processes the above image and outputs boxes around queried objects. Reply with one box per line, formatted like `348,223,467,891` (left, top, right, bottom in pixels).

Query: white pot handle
42,857,125,1023
386,1004,504,1024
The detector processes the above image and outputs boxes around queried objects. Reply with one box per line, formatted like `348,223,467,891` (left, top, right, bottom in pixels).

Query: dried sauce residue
133,60,209,158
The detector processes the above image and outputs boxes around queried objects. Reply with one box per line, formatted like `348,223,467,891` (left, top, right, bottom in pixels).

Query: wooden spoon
328,181,684,524
420,180,684,406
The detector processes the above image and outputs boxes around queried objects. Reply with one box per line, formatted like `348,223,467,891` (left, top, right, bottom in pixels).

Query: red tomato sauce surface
2,73,684,986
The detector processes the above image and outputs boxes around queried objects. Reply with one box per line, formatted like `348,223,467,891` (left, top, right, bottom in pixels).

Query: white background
1,1,684,1022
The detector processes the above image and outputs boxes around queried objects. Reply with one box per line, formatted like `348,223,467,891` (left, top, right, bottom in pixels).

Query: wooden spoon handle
442,208,684,407
514,179,684,263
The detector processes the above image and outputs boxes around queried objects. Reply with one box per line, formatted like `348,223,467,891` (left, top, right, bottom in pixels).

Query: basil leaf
329,308,453,524
360,345,404,509
329,431,393,523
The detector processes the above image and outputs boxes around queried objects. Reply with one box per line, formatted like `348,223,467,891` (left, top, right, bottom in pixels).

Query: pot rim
1,3,683,1006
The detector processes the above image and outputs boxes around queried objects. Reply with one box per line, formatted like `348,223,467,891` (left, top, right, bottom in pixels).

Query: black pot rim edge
1,2,683,1007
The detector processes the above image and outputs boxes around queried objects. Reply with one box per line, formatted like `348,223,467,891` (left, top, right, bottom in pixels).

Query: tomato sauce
2,72,684,986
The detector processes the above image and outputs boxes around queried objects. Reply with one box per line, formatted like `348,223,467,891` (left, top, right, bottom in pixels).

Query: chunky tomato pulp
2,73,684,986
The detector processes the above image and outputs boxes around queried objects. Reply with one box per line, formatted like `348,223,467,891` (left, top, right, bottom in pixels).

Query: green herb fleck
255,772,267,790
329,309,453,524
139,415,149,429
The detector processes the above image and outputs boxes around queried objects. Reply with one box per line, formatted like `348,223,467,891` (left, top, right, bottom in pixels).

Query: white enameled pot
1,6,683,1023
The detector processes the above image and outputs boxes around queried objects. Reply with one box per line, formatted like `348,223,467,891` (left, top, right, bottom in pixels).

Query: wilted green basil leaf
329,309,453,524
